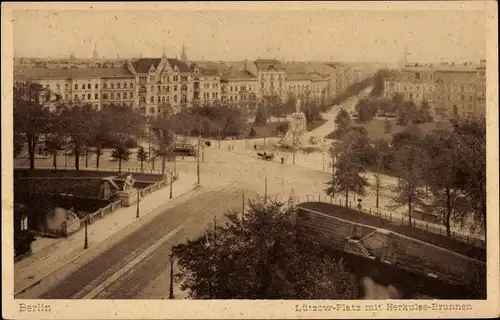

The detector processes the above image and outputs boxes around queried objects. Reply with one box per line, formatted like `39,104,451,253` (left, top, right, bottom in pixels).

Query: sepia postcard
2,1,499,319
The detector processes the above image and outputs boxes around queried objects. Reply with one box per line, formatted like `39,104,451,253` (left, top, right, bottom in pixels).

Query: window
158,85,161,92
95,83,99,89
130,83,134,88
82,84,86,90
150,107,155,113
167,96,170,102
150,96,154,103
56,84,60,90
230,86,233,92
130,92,134,98
117,93,121,99
103,93,108,100
174,85,178,91
416,72,421,80
167,86,170,92
124,83,127,89
75,84,79,90
158,96,161,103
162,96,165,103
140,97,146,104
103,83,107,89
111,93,115,100
111,83,114,89
82,94,85,100
74,94,78,100
95,93,99,99
117,83,121,89
174,95,177,102
123,92,127,99
173,75,179,82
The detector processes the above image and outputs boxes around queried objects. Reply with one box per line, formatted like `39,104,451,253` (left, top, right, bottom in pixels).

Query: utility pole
292,132,296,165
218,128,221,149
173,134,177,175
136,189,140,218
148,125,151,158
264,177,268,204
84,218,88,249
197,119,201,186
241,190,245,217
169,250,174,299
169,171,173,199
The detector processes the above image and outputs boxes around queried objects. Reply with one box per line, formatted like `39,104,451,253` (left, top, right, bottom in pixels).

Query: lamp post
84,218,88,249
169,171,173,199
136,189,140,218
168,249,174,299
292,132,296,165
197,120,201,186
264,177,268,204
218,128,221,149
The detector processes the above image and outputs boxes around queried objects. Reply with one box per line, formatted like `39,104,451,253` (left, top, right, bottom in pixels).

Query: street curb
14,183,200,297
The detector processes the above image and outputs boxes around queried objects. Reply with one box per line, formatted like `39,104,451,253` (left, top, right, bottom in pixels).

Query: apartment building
285,74,311,100
100,68,136,108
126,55,191,118
383,60,486,118
190,63,221,105
254,59,287,101
220,64,258,110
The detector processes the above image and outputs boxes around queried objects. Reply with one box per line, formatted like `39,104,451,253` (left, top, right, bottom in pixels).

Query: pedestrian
254,144,257,151
281,157,284,165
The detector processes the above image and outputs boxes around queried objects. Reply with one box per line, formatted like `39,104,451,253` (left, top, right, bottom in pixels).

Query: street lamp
83,218,89,249
136,189,140,218
169,249,174,299
169,171,173,199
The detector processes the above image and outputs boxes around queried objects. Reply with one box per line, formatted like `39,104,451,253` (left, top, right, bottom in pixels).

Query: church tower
180,43,187,62
92,42,99,60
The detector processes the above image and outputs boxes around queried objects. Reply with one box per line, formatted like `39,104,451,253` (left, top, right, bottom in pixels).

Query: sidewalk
14,172,199,295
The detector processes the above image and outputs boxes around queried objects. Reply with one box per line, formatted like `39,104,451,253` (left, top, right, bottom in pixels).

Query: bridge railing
252,192,486,249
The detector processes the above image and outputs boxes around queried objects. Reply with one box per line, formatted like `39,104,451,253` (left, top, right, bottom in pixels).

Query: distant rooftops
14,66,134,80
131,57,190,74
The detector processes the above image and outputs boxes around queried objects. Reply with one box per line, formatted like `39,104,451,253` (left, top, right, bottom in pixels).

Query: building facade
285,74,311,101
126,55,191,118
100,68,136,108
190,64,221,105
220,65,258,110
254,59,287,101
383,60,486,119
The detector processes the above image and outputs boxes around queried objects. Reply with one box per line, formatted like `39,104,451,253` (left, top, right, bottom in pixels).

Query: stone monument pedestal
117,188,139,207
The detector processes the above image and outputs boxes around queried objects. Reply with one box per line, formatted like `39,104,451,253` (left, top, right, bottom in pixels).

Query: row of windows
288,85,310,91
139,95,188,104
150,85,188,93
74,93,99,101
103,82,135,89
203,83,218,89
141,75,183,83
203,92,218,99
74,83,99,90
102,92,134,100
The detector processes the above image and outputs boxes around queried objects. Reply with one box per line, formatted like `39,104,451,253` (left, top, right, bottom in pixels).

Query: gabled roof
167,58,190,73
220,67,257,81
254,59,284,71
132,58,162,74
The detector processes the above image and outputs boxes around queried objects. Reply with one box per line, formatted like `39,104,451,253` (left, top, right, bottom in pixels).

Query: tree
14,133,25,158
326,137,369,207
355,99,377,123
172,201,358,299
248,126,257,138
450,117,486,233
390,144,426,225
45,134,64,170
423,129,462,236
136,146,148,172
254,105,268,126
58,103,97,171
396,101,417,126
13,82,53,169
384,118,392,134
334,108,351,136
111,143,130,173
151,114,175,176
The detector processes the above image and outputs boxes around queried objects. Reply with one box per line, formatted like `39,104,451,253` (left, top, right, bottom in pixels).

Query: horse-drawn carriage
257,152,275,161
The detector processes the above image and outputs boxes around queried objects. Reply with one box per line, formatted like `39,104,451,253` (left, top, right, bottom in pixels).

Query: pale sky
13,9,486,63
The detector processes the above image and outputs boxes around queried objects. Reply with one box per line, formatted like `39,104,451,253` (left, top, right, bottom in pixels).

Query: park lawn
250,122,285,139
325,119,452,141
297,202,485,261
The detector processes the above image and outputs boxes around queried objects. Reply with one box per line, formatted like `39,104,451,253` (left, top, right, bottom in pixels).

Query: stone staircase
344,238,376,260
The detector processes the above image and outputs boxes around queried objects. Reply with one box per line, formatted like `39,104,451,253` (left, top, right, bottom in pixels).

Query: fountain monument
279,98,307,148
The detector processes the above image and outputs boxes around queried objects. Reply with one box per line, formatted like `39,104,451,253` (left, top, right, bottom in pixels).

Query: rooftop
14,66,134,80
